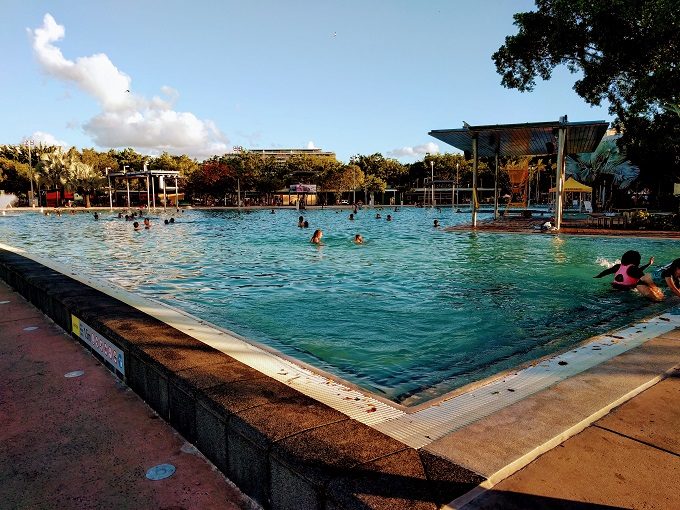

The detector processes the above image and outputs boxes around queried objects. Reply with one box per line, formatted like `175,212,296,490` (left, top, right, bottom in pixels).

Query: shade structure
429,117,608,229
549,177,592,193
429,120,608,158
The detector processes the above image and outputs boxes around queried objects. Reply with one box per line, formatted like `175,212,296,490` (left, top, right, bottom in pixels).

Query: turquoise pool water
2,208,678,404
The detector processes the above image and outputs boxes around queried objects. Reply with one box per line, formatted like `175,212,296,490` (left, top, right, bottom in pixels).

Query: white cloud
388,142,439,158
29,13,228,158
306,141,317,149
28,131,69,148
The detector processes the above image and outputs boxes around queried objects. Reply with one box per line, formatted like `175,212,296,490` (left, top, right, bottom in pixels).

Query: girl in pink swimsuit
594,250,663,301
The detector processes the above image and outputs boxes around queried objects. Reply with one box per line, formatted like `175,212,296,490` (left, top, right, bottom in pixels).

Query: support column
472,135,478,227
555,127,567,229
494,152,499,220
146,175,151,211
175,177,179,208
152,177,157,210
126,179,131,210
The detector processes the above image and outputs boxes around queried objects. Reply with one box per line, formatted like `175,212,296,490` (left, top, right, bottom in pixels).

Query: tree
350,153,406,186
36,148,68,190
494,0,680,203
66,161,104,207
81,148,120,176
493,0,680,119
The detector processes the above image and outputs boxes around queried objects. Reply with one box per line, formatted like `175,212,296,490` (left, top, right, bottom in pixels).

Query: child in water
310,229,323,244
594,250,663,301
653,258,680,297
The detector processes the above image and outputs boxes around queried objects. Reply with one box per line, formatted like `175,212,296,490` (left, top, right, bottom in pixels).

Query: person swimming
375,213,381,219
594,250,663,301
303,220,309,228
433,219,440,228
386,214,392,221
298,216,304,227
310,229,323,244
653,258,680,297
133,221,141,231
354,234,363,244
143,218,151,229
349,213,354,221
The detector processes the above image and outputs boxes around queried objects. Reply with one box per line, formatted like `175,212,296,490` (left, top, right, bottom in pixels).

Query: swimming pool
2,208,678,404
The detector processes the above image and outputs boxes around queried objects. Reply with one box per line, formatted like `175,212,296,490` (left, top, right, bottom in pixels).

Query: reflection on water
1,208,678,404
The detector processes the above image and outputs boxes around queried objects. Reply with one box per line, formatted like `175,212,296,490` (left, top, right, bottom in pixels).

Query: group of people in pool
595,250,680,301
299,213,367,246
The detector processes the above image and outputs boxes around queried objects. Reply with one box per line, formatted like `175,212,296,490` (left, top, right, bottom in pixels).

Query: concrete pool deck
1,247,679,508
0,280,256,509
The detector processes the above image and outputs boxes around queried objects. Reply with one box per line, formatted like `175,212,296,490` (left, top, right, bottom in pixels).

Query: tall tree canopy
494,0,680,199
493,0,680,119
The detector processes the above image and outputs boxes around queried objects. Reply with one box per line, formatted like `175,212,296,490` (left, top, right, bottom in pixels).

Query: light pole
24,140,35,207
106,167,113,211
352,166,356,205
430,160,435,207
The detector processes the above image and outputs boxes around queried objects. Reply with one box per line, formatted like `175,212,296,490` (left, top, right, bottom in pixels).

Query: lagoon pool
2,207,678,404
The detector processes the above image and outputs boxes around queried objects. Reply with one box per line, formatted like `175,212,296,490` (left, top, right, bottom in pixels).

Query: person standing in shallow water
310,229,323,244
298,216,304,227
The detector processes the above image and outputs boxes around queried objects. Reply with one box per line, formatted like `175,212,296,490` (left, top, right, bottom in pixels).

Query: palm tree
567,136,639,210
567,137,639,189
66,161,104,207
36,149,68,190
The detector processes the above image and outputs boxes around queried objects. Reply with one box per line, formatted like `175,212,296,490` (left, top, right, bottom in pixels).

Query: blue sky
0,0,612,163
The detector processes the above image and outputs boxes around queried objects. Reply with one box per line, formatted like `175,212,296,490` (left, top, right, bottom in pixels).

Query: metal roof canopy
109,169,179,178
428,117,609,229
429,119,608,158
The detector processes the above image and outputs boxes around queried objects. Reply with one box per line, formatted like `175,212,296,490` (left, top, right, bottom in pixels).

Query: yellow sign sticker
71,315,80,337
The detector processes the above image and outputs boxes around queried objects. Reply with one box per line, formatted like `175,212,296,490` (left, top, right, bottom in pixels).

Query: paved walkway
0,281,258,510
463,368,680,509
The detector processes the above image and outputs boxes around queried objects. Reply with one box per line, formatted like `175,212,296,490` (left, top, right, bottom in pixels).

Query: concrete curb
0,248,484,510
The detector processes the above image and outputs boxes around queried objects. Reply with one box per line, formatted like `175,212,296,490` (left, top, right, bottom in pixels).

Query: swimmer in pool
298,216,304,228
354,234,363,244
311,229,323,244
133,221,141,231
433,219,440,228
653,258,680,297
594,250,663,301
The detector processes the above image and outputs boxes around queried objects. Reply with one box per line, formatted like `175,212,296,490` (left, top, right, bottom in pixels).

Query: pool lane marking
442,365,678,510
2,242,679,446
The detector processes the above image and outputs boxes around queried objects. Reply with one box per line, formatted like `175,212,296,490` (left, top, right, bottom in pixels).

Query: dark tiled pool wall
0,248,484,509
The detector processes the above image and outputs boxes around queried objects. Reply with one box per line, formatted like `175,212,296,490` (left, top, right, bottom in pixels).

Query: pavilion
429,116,608,229
108,164,181,210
